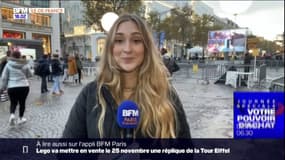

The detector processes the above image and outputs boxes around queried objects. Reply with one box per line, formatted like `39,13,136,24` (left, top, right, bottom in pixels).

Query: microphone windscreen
117,100,140,128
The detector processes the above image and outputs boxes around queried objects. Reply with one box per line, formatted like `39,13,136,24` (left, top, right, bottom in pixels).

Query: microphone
117,100,140,138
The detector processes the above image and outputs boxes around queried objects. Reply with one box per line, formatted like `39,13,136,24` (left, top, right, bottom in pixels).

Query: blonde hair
97,13,176,138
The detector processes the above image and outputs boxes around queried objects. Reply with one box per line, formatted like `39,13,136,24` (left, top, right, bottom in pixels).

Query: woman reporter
62,13,191,139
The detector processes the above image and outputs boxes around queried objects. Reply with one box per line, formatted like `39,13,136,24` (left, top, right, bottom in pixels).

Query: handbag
0,90,9,102
172,61,180,72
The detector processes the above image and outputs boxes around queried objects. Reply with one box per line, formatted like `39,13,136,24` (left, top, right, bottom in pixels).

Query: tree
146,5,224,55
146,11,160,32
257,39,279,54
81,0,143,31
192,14,223,47
248,35,280,56
160,16,176,41
170,6,192,46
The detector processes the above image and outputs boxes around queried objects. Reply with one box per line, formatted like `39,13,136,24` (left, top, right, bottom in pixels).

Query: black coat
62,81,191,139
51,59,62,76
36,58,50,77
163,55,180,75
244,53,252,65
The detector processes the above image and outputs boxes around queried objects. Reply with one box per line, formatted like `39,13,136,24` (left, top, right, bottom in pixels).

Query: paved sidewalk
172,66,283,138
0,76,96,138
0,66,283,138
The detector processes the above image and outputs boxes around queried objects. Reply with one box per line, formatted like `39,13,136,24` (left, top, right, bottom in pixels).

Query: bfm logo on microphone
121,109,139,126
122,109,139,117
117,101,140,128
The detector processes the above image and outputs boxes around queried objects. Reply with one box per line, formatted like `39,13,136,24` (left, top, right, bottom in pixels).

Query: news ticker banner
13,8,64,20
0,139,283,160
234,92,284,139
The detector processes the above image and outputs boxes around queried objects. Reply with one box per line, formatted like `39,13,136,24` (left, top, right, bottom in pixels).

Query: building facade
60,0,106,61
59,0,239,60
0,0,60,59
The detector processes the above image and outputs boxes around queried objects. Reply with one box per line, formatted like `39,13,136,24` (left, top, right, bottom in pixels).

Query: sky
202,0,284,41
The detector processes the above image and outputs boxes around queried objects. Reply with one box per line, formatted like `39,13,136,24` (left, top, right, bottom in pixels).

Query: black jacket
36,58,50,77
62,81,191,139
162,55,180,75
51,59,62,76
244,53,252,65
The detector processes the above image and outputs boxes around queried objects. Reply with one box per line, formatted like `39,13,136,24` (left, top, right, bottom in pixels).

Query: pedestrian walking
75,53,83,84
51,54,63,96
67,54,78,84
36,55,50,94
28,55,34,73
161,48,180,76
47,53,53,82
0,51,32,126
62,13,191,139
61,54,69,83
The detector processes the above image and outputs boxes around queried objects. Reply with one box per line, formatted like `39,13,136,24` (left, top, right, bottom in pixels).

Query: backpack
163,56,180,74
34,63,42,76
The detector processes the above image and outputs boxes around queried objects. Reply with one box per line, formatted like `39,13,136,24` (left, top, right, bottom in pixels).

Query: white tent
187,46,204,59
189,46,203,53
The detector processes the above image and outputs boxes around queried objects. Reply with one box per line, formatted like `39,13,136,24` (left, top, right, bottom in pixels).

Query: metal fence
176,60,272,88
179,62,253,76
269,76,284,91
82,61,96,67
256,64,267,86
82,61,97,76
81,59,282,89
255,59,284,68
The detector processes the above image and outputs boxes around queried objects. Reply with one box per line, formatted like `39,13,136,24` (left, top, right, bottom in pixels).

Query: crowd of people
0,50,85,126
35,53,84,94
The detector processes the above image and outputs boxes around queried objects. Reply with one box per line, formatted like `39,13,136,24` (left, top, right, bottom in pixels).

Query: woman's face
112,21,145,73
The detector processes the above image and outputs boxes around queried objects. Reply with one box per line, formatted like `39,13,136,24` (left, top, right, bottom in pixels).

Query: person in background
1,51,32,125
244,52,252,80
59,57,65,77
47,53,53,82
28,55,34,72
75,53,83,84
62,13,191,139
161,47,180,77
38,55,50,94
51,54,63,96
61,54,69,83
67,54,78,84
